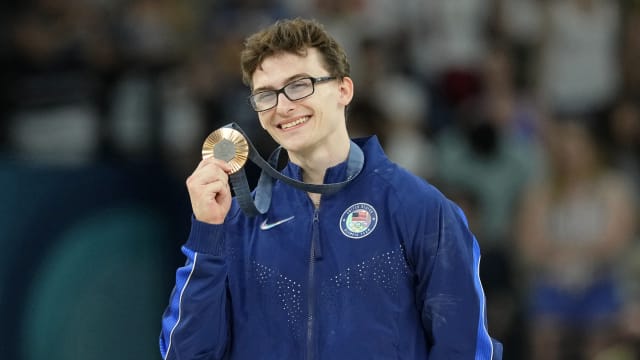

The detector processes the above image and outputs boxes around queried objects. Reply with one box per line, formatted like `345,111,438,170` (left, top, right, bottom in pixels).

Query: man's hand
186,158,233,224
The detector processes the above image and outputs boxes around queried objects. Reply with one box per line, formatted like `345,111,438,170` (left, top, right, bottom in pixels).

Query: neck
289,132,351,185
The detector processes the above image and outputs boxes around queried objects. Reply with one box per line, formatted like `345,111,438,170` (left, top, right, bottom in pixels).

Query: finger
189,161,231,187
196,157,233,173
203,179,231,197
196,164,229,184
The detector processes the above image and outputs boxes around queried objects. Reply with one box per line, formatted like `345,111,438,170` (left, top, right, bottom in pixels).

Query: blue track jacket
160,136,503,359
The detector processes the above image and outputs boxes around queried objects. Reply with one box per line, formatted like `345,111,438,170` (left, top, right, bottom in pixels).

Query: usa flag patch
339,203,378,239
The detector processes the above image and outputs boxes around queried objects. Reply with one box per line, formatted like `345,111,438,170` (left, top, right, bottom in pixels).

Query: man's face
250,48,353,155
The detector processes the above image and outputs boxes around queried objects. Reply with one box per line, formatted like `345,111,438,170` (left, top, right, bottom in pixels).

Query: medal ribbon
203,122,364,216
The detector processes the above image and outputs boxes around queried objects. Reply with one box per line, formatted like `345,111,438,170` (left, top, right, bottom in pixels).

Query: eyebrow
252,73,310,93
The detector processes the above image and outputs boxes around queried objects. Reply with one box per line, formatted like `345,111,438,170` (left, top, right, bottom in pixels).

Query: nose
276,92,295,112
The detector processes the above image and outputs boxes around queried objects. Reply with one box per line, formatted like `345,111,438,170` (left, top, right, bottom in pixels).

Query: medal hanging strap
222,123,364,216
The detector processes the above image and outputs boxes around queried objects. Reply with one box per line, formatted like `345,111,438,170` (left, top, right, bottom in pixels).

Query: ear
338,76,354,107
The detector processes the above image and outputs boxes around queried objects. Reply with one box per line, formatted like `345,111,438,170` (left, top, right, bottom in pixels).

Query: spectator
536,0,621,116
515,117,637,359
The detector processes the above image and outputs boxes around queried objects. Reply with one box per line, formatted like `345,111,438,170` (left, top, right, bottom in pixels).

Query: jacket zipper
306,208,320,360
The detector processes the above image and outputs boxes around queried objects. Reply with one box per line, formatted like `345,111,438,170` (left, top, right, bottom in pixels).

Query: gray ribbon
218,123,364,216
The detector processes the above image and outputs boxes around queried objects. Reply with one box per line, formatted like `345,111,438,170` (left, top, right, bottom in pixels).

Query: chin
279,138,310,154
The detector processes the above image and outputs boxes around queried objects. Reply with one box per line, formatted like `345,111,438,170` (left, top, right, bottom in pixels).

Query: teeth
281,117,308,129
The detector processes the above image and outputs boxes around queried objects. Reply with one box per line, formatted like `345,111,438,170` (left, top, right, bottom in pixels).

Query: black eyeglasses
248,76,337,112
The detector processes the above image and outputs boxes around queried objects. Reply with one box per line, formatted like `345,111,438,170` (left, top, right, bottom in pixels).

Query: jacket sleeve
159,217,231,360
409,198,502,359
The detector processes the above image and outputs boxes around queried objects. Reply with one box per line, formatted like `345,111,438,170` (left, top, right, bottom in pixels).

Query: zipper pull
312,209,322,259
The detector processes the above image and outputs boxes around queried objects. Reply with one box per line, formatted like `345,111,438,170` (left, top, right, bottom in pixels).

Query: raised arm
160,157,234,359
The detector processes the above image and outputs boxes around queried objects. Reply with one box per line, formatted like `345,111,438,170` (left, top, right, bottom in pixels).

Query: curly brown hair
240,18,350,88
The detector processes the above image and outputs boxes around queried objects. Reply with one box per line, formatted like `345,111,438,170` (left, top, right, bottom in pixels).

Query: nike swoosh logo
260,216,295,230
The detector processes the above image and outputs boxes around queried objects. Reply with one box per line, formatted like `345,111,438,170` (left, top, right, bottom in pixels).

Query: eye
254,91,276,103
287,79,311,91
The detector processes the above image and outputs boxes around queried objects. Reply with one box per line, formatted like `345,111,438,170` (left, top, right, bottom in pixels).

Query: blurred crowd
2,0,640,359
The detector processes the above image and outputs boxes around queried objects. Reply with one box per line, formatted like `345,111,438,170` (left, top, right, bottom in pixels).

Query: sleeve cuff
185,216,225,255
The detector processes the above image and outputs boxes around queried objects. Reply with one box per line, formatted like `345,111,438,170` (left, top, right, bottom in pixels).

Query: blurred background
1,0,639,359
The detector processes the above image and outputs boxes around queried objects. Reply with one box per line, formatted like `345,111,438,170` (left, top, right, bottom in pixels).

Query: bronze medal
199,122,364,216
201,127,249,174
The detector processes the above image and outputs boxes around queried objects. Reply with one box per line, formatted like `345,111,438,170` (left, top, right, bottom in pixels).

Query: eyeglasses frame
248,76,338,112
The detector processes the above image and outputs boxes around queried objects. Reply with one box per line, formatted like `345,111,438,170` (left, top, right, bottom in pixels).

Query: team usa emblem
340,203,378,239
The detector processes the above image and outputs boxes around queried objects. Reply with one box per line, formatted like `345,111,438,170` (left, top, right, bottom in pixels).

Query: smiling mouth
280,116,309,130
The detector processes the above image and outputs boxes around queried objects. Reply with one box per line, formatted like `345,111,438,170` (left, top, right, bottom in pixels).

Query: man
160,18,502,359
